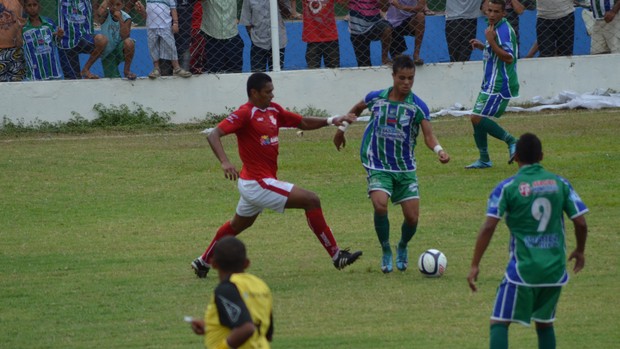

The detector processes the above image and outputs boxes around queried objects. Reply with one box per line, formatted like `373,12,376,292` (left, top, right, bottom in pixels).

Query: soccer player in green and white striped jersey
468,133,588,349
334,55,450,273
466,0,519,169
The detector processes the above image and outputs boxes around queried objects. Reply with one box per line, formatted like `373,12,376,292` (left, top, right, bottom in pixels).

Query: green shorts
366,169,419,204
491,278,562,326
102,40,133,78
472,92,510,118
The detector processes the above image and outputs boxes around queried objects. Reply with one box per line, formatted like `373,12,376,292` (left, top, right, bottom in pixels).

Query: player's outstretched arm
568,214,588,273
333,100,366,151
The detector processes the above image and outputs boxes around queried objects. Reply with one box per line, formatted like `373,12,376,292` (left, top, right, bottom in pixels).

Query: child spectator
348,0,393,67
134,0,191,78
386,0,426,65
0,0,27,82
57,0,108,79
96,0,137,80
189,0,205,74
22,0,63,80
301,0,343,69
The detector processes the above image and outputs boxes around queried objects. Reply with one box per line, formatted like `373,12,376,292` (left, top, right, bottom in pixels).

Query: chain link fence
5,0,619,81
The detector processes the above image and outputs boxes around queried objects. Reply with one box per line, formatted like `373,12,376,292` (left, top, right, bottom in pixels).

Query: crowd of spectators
0,0,617,82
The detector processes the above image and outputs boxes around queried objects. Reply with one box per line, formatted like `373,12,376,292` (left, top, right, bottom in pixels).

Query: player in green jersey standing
334,55,450,273
467,133,589,349
466,0,519,169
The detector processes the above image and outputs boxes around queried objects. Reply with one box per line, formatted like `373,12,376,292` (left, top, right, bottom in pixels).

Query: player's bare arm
568,214,588,273
467,217,500,292
421,120,450,163
207,127,239,181
333,100,366,151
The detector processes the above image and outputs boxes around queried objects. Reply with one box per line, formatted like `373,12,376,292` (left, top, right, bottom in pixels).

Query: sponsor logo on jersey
532,179,558,194
260,135,278,146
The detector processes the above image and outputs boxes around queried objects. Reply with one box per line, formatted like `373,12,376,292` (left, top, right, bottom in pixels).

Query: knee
306,192,321,209
95,34,108,47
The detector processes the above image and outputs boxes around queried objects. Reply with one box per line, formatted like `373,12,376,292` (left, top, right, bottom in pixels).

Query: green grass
1,110,618,348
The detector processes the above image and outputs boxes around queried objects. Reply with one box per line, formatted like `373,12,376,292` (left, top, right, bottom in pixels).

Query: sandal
80,71,100,79
414,58,424,66
125,72,137,81
148,68,160,79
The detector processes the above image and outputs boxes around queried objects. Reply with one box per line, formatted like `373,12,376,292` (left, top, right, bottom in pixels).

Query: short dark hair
392,55,415,74
247,72,272,97
516,133,543,164
488,0,506,7
212,236,247,273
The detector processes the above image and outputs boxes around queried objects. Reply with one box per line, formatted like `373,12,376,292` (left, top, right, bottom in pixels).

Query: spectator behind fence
504,0,527,45
189,1,205,73
385,0,426,65
589,0,620,54
57,0,107,79
445,0,482,62
22,0,63,81
135,0,191,78
348,0,393,66
200,0,244,73
96,0,136,80
239,0,287,72
0,0,26,82
535,0,575,57
174,0,193,71
302,0,343,69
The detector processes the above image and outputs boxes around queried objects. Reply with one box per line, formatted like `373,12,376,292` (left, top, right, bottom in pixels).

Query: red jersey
302,0,339,43
217,102,303,180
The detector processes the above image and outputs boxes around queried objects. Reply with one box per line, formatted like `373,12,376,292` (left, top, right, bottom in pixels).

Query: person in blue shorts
467,132,589,349
466,0,519,169
334,55,450,273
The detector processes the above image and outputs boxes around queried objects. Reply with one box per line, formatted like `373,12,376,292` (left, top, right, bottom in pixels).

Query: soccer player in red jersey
191,72,362,278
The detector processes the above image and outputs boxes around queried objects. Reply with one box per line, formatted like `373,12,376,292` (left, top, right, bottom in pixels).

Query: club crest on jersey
519,182,531,197
225,113,240,123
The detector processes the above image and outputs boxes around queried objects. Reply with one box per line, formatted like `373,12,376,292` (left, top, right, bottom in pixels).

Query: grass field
1,110,619,348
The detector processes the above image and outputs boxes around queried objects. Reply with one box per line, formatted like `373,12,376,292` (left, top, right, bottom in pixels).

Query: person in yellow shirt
190,236,273,349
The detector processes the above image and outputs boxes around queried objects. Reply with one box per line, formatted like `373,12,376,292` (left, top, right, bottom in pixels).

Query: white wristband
326,116,335,126
338,121,349,132
433,145,444,154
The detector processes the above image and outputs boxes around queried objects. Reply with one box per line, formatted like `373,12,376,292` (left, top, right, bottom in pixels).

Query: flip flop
414,58,424,66
125,72,137,81
80,71,99,79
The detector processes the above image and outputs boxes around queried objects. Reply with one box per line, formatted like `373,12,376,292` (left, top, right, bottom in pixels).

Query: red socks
201,221,236,264
305,208,339,258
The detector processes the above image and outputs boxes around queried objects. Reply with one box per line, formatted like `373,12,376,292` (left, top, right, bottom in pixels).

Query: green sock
374,213,391,254
536,326,556,349
473,122,490,162
479,117,516,145
398,222,417,249
490,323,508,349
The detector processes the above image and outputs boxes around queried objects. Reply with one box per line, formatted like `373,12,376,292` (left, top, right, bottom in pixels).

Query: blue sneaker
508,143,517,164
381,251,393,274
465,160,493,169
396,246,408,271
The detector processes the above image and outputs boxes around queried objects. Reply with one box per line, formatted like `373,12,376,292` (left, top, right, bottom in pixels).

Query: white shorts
236,178,294,217
591,18,620,54
147,28,179,61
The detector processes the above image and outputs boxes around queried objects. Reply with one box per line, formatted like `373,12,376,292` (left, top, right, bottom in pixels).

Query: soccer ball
417,249,447,277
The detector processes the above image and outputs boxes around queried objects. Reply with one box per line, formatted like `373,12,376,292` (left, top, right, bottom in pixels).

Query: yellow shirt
205,273,273,349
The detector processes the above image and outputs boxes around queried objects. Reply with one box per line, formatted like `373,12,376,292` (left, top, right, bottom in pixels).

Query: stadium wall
2,54,618,124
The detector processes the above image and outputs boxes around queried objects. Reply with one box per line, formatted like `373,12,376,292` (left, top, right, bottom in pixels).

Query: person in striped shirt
57,0,108,79
465,0,519,169
334,55,450,273
22,0,63,80
589,0,620,54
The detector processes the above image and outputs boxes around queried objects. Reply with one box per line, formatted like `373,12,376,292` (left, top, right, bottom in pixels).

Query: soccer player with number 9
467,132,589,349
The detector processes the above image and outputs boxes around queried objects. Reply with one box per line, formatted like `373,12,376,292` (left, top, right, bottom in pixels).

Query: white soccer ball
417,249,447,277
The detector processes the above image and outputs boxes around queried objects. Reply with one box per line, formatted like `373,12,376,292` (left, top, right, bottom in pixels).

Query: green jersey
360,87,430,172
486,164,588,286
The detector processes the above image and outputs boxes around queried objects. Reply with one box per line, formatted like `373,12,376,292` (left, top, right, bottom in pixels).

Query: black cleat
191,257,210,278
333,249,363,270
